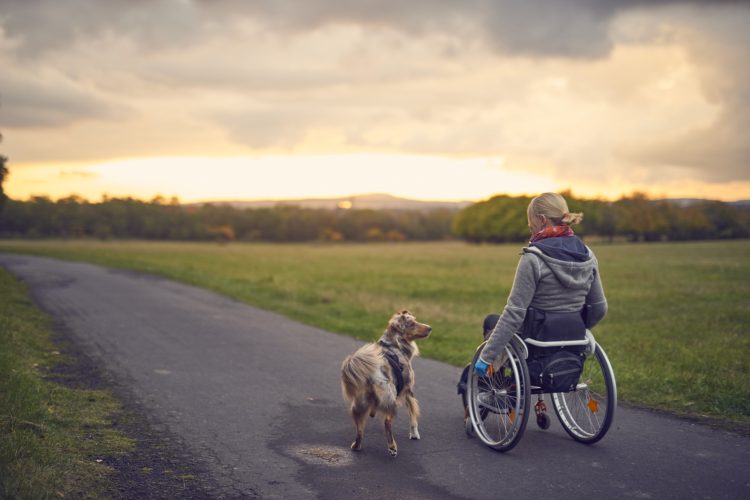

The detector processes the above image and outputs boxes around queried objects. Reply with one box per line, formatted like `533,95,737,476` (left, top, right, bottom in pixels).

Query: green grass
1,239,748,427
0,267,134,498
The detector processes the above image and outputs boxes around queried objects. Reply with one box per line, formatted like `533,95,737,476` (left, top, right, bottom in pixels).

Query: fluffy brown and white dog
340,310,432,457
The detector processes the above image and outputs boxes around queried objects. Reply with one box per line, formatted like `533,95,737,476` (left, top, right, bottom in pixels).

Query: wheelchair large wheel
552,343,616,444
467,341,530,452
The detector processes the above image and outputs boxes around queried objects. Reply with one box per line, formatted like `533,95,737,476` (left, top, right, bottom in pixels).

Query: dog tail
341,345,378,402
341,344,396,410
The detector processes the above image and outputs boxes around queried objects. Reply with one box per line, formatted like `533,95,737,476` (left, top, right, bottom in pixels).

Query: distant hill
187,193,473,211
657,198,750,207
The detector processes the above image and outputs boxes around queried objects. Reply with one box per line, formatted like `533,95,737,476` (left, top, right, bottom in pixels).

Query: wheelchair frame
466,331,617,452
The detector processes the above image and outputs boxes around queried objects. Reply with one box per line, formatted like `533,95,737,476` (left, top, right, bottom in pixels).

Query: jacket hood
530,235,590,262
524,237,594,290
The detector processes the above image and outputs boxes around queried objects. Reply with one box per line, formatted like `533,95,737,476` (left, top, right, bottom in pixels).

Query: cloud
621,5,750,181
59,169,98,179
201,0,750,60
1,0,200,57
1,0,749,193
1,68,122,128
4,0,744,59
637,123,750,182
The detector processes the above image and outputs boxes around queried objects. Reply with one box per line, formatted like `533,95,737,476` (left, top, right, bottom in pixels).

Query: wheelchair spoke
467,343,530,452
552,344,616,444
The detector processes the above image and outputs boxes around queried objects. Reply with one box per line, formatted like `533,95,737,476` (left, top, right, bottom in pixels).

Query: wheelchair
464,329,617,452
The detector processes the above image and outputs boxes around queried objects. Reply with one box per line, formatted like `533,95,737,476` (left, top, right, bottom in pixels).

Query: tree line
0,192,747,243
452,192,750,243
0,196,455,242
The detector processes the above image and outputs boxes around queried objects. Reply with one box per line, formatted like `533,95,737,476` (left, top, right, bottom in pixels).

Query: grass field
0,266,134,498
1,239,748,427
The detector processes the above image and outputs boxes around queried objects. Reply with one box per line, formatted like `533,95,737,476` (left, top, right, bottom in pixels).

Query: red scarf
530,224,574,243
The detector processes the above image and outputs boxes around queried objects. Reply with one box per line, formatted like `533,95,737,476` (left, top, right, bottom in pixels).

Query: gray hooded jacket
480,237,608,363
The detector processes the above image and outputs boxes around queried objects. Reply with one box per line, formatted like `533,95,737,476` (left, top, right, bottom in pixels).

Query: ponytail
528,193,584,227
561,211,584,225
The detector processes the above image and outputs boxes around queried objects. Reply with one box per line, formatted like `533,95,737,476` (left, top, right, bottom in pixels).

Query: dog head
385,310,432,345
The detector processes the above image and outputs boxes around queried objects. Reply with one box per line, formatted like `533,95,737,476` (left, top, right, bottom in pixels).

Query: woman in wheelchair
461,192,616,451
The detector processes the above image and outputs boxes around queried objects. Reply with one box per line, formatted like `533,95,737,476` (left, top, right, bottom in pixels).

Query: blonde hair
527,193,584,227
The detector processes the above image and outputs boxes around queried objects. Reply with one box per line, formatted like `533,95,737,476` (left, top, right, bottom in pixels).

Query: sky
1,0,749,203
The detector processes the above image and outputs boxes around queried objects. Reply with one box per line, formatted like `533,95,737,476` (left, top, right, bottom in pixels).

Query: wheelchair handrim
552,345,616,443
467,344,529,451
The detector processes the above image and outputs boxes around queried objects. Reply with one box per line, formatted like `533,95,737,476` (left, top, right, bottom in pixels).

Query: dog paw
388,447,398,457
351,442,362,451
409,432,421,440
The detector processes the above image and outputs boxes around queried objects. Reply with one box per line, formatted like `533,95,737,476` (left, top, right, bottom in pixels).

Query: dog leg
384,414,397,457
405,391,421,440
350,404,368,451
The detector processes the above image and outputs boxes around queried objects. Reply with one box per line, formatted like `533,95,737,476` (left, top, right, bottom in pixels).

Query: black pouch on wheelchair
539,350,584,392
524,307,587,342
527,350,584,392
524,307,586,392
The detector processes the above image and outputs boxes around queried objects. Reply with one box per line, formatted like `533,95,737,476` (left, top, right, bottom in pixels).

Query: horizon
6,152,750,205
2,2,750,204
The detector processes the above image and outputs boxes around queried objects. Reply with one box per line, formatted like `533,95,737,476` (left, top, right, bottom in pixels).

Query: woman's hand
475,350,509,376
474,359,490,376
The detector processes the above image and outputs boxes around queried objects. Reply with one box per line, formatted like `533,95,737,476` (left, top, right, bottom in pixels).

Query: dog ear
387,313,400,332
388,312,406,335
384,315,403,348
401,309,410,315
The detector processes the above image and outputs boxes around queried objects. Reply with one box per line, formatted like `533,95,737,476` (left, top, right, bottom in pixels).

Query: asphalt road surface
2,254,748,499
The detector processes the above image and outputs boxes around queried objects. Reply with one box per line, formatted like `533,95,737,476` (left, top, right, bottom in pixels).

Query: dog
340,310,432,457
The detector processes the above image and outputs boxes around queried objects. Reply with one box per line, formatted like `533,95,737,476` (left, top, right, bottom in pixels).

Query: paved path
2,254,748,499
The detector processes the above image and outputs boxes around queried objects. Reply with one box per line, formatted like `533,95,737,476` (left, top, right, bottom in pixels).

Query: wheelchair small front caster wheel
536,412,551,429
464,418,475,437
534,399,550,429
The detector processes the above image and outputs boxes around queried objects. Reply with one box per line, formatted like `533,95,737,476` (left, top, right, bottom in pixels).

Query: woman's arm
584,255,608,328
479,253,540,364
